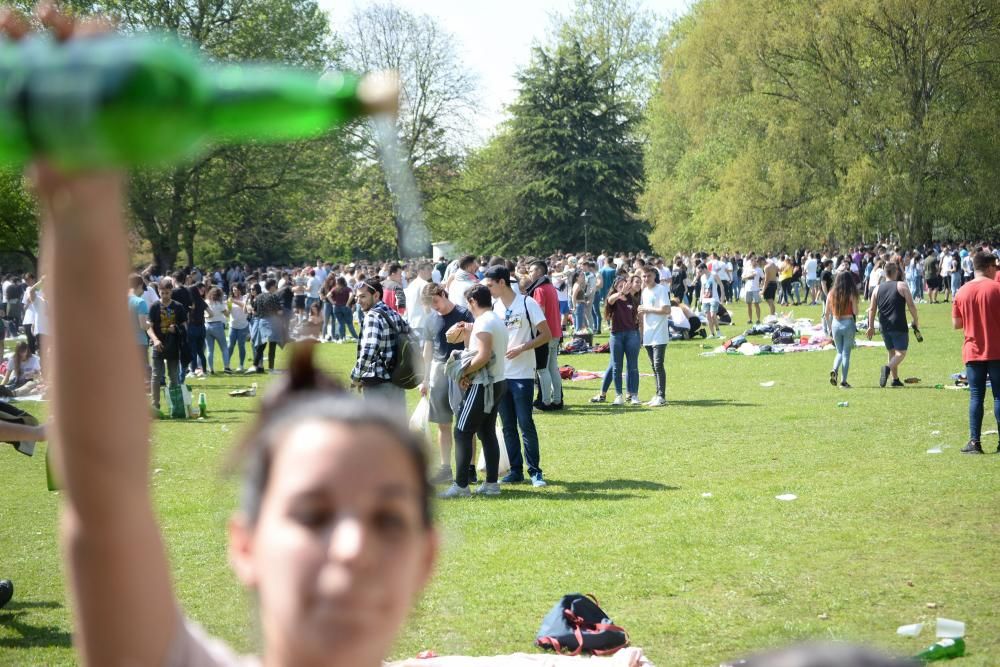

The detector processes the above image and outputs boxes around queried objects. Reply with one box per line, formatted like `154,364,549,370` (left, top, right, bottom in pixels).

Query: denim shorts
744,290,761,304
882,329,909,351
702,300,719,314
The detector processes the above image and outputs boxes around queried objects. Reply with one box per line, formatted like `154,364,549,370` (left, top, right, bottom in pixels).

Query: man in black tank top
866,261,920,387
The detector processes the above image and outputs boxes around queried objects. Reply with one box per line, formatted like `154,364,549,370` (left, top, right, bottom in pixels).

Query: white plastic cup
897,622,923,637
936,618,965,638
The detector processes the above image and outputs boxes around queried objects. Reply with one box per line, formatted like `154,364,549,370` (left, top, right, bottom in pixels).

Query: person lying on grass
17,6,437,666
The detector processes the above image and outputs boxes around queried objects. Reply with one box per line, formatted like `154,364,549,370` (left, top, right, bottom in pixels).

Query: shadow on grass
490,478,679,501
0,602,72,649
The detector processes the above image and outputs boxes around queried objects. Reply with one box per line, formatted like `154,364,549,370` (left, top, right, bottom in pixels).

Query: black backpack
535,594,629,656
378,310,424,390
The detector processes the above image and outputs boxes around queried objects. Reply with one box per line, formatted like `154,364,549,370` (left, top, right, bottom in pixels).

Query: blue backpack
535,594,629,656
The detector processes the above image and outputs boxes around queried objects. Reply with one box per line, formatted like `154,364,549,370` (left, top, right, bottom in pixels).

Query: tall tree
91,0,345,269
551,0,666,111
642,0,1000,253
0,171,39,269
339,3,477,257
501,39,647,255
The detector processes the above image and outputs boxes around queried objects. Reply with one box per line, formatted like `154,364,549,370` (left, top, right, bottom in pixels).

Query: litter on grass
775,493,798,501
759,381,775,387
931,430,941,436
926,447,943,454
701,492,713,498
897,623,923,637
936,618,965,638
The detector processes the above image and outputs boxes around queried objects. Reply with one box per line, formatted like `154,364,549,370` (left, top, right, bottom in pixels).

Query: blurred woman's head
208,287,223,303
228,345,437,665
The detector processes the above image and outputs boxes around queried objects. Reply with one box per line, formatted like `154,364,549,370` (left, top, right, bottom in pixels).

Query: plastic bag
477,421,511,475
169,384,191,419
409,396,431,437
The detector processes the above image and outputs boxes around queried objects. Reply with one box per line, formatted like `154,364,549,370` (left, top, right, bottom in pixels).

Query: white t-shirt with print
470,311,508,382
641,284,672,346
493,295,545,380
743,267,764,292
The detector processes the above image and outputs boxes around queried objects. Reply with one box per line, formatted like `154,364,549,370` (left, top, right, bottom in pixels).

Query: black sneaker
879,365,890,388
840,382,851,389
829,370,837,387
0,579,12,610
500,470,525,484
891,378,904,387
961,440,984,455
468,465,478,484
551,401,564,411
429,466,453,485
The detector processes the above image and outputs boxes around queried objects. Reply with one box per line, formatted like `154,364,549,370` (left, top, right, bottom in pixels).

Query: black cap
483,265,511,285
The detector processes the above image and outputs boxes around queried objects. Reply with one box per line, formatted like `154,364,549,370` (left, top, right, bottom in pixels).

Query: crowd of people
100,239,998,480
2,10,997,665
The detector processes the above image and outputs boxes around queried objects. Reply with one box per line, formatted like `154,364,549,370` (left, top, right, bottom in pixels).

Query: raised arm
29,13,179,659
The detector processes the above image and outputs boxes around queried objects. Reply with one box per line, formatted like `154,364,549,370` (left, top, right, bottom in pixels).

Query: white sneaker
646,395,667,407
236,366,244,373
244,366,258,375
438,482,471,499
475,482,501,496
628,396,641,406
611,394,625,406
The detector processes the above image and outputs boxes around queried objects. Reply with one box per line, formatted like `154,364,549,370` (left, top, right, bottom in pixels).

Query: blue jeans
574,302,590,331
831,317,856,383
967,360,1000,444
206,321,230,370
323,302,334,338
334,305,358,339
187,323,207,373
499,378,542,477
601,329,640,396
228,326,249,368
592,295,604,333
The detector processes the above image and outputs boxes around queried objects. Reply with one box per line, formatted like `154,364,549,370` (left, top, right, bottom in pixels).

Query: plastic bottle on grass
913,637,965,662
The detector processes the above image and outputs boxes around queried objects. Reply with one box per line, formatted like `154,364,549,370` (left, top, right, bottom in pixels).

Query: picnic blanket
388,647,654,666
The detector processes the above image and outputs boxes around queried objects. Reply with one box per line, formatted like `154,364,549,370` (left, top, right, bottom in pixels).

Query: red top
531,281,562,339
953,279,1000,363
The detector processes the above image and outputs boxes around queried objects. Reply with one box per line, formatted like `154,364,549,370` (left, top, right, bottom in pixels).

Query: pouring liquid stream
371,113,430,258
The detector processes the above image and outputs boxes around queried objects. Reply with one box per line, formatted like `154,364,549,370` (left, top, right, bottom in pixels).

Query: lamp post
581,209,590,254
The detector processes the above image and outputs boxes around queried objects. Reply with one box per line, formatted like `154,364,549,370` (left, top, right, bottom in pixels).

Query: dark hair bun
260,343,345,414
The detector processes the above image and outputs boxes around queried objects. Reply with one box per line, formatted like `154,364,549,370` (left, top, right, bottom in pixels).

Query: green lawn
2,303,997,665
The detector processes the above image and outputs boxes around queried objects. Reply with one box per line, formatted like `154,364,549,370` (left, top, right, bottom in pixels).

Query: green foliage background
1,0,998,269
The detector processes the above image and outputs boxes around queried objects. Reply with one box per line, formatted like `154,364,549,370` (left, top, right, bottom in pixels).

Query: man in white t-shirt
403,262,433,340
638,267,671,406
742,257,765,324
484,265,552,488
446,255,480,308
804,253,820,304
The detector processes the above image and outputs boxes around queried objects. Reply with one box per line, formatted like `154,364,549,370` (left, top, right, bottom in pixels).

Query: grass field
1,303,997,665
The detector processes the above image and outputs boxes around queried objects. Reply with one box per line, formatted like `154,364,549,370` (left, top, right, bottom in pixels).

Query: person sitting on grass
2,341,40,393
26,12,439,664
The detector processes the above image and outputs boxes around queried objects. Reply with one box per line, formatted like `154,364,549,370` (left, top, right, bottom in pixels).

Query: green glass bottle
914,637,965,662
0,33,397,168
45,445,59,492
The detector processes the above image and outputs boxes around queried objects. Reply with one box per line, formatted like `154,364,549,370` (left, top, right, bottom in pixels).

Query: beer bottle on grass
0,33,398,168
913,637,965,662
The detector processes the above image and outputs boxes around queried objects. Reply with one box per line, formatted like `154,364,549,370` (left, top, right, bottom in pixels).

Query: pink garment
389,648,654,667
